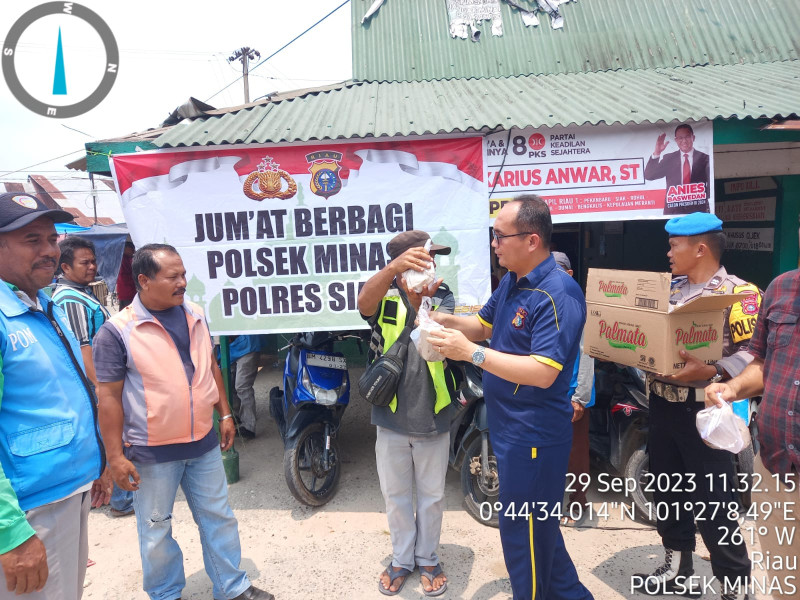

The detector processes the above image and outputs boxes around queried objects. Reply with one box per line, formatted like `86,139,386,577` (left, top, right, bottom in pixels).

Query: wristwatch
708,363,724,383
471,345,486,367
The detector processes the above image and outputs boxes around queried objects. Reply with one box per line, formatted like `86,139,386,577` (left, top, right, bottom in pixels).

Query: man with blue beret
633,212,761,600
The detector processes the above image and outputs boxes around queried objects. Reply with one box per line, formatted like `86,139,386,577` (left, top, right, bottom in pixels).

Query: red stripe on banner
112,138,483,196
540,189,666,213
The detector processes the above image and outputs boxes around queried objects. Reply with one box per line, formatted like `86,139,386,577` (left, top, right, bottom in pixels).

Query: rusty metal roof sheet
153,60,800,148
352,0,800,82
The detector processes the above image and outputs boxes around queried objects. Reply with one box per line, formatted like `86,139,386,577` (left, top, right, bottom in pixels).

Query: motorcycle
589,361,653,522
446,355,500,528
269,331,361,507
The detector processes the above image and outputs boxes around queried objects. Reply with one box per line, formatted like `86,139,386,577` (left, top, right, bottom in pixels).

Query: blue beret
665,212,723,236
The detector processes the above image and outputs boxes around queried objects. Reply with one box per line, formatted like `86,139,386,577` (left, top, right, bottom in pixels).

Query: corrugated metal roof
352,0,800,82
153,61,800,148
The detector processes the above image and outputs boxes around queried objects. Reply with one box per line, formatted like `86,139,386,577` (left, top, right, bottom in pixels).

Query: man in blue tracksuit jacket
430,196,594,600
0,192,105,599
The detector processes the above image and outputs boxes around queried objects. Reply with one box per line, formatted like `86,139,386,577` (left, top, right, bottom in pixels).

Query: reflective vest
107,296,219,447
376,295,451,414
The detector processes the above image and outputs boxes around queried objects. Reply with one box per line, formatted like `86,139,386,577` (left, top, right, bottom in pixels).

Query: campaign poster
485,121,714,223
109,137,489,335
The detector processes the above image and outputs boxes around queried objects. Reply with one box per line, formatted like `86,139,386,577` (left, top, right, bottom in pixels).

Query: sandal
420,563,448,597
378,566,412,596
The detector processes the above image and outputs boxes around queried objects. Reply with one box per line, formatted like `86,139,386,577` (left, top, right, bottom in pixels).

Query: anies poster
485,120,714,223
110,138,490,334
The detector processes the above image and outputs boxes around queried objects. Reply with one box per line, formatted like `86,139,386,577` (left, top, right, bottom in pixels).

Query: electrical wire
204,0,350,103
0,149,85,179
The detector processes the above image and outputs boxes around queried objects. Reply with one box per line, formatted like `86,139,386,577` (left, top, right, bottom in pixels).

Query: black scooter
447,355,500,528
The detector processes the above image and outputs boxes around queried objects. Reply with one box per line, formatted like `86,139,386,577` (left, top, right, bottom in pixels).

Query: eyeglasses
492,231,533,242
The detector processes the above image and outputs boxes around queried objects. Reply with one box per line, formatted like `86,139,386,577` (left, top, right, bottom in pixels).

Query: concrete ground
83,359,772,600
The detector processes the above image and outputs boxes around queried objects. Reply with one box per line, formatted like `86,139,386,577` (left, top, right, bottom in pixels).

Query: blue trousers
493,437,594,600
132,447,251,600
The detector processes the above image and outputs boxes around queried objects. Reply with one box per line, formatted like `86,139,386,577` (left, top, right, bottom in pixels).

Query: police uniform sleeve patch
729,283,762,344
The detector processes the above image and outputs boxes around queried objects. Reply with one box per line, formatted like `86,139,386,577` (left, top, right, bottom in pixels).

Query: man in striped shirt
53,236,109,388
53,237,132,516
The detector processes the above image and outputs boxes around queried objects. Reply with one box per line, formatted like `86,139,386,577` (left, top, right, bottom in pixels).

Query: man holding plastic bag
358,230,454,597
634,212,761,599
428,197,593,600
705,236,800,600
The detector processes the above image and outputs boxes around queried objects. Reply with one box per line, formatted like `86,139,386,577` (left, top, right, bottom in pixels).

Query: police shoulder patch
729,283,762,343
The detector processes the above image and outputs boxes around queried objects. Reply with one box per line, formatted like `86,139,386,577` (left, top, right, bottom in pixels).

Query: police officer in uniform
635,212,761,599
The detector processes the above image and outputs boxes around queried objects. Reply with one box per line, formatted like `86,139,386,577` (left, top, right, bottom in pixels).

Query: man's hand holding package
426,327,473,362
662,350,716,384
392,247,434,278
704,382,737,409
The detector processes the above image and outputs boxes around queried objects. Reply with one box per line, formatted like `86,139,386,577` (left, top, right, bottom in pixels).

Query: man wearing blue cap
634,212,760,600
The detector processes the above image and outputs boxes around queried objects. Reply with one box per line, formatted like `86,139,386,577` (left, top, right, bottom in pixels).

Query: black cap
0,192,74,233
387,230,451,260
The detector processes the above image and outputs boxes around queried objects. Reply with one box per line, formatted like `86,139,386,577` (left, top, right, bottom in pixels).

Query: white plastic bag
695,399,750,453
402,239,436,293
411,297,445,362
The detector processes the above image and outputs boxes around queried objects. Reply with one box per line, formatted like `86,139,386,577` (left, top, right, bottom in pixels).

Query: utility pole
227,47,261,103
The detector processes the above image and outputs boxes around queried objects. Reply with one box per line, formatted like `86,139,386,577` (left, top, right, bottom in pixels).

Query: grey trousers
375,427,449,571
234,352,259,432
0,491,90,600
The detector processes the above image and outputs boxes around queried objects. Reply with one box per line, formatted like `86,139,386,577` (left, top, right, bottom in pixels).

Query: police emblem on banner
243,156,297,201
306,151,343,199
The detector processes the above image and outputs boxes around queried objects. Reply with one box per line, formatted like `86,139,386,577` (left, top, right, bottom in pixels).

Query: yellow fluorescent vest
377,296,451,414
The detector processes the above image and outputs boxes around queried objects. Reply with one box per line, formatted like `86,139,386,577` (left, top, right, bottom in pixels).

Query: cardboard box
583,269,747,374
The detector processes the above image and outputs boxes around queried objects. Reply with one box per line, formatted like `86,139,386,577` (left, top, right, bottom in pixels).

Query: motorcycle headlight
314,388,338,406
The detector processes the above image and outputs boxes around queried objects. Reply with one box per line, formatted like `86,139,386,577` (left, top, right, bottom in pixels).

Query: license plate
305,352,347,370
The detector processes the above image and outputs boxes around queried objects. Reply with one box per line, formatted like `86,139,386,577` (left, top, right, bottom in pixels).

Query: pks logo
306,151,342,198
528,134,546,150
243,156,297,201
511,307,527,329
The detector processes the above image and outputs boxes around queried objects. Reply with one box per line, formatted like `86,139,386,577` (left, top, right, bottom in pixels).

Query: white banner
485,121,715,223
110,138,490,334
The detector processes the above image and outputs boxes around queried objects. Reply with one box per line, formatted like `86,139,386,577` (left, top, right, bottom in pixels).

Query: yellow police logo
243,156,297,201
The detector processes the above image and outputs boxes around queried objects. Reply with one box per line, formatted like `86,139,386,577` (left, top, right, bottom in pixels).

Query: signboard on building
484,121,714,223
724,228,774,252
715,197,776,223
110,138,490,334
723,177,778,196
